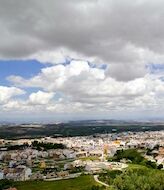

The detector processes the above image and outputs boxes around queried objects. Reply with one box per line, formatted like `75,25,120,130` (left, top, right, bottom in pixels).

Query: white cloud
0,86,25,104
5,60,164,115
29,91,54,105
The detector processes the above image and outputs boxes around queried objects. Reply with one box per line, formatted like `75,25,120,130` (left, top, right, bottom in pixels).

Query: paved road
94,175,109,187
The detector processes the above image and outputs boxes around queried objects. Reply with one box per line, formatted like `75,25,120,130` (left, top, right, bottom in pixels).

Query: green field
14,175,98,190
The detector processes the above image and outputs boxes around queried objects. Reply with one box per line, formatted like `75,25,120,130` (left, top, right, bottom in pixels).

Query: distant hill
0,120,164,139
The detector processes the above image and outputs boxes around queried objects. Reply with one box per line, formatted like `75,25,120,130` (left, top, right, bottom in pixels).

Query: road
94,175,109,187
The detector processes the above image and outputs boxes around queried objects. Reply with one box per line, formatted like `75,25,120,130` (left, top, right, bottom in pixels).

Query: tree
157,164,163,170
0,180,13,190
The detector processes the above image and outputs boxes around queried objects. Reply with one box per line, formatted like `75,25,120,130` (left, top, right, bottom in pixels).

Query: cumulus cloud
5,60,164,114
0,86,25,104
29,91,54,105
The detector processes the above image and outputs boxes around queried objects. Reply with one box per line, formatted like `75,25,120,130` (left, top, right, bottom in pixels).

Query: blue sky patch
147,63,164,74
0,59,45,86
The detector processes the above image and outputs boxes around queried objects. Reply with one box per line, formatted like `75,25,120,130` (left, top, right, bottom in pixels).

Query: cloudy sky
1,0,164,122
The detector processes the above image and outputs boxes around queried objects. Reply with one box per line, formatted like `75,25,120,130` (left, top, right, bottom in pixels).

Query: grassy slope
128,163,148,169
15,175,97,190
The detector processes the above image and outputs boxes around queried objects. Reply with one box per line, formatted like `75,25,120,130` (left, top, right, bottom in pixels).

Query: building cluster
0,130,163,181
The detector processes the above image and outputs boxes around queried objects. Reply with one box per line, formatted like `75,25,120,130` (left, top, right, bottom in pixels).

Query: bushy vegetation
69,166,85,174
113,168,164,190
7,143,29,150
99,170,122,185
157,164,163,170
101,149,164,189
99,167,164,190
111,149,158,169
112,149,144,163
0,180,13,190
32,141,66,150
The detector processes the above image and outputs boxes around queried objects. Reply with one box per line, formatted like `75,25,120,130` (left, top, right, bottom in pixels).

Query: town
0,130,163,183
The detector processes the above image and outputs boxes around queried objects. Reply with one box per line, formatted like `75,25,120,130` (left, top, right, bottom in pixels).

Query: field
14,175,98,190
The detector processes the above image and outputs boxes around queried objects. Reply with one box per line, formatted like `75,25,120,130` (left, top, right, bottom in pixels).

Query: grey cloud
1,0,164,80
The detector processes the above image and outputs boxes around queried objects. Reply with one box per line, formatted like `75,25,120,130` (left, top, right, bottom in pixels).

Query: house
76,151,88,158
31,172,44,180
46,172,57,179
4,166,32,181
56,171,69,177
158,147,164,156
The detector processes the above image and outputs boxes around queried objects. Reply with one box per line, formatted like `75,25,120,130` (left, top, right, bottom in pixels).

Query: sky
1,0,164,122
